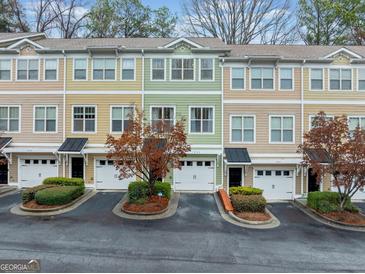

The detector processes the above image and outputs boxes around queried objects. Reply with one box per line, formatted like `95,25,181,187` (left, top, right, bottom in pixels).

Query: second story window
231,115,255,143
151,106,175,132
330,68,351,90
171,58,194,80
34,106,57,132
200,58,213,80
359,68,365,91
0,59,11,81
0,106,19,132
251,68,273,90
270,115,294,143
73,106,96,133
310,68,323,90
309,115,334,129
151,58,165,80
348,116,365,137
44,59,57,81
231,68,245,90
121,58,135,80
74,58,87,80
111,106,134,133
93,58,115,80
190,107,213,134
280,68,293,90
17,59,39,80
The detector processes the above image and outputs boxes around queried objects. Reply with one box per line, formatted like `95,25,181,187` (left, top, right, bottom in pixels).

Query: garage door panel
19,158,58,188
254,169,293,200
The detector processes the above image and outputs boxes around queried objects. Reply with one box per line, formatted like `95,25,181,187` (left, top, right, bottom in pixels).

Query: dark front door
229,168,242,187
71,157,84,179
0,159,8,184
308,168,320,192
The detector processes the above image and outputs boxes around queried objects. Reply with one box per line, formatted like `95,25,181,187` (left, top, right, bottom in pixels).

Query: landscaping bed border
0,186,18,197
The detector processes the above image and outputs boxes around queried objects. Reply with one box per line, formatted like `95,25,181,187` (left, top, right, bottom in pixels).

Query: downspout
300,59,306,195
62,50,66,177
141,49,145,112
221,58,225,191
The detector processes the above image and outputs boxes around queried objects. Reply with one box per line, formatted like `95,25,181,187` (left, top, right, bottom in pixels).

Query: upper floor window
151,58,165,80
121,58,135,80
309,115,334,129
34,106,57,132
270,115,294,143
310,68,323,90
74,58,87,80
348,116,365,137
93,58,115,80
200,58,213,80
231,68,245,90
190,107,213,134
358,68,365,91
73,106,96,133
231,115,255,143
0,59,11,81
251,67,274,89
44,59,57,81
0,106,19,132
280,68,293,90
330,68,351,90
111,106,134,133
151,106,175,132
17,59,39,80
171,58,194,80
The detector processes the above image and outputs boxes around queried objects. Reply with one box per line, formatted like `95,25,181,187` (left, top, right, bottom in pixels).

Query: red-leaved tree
106,110,191,196
299,111,365,209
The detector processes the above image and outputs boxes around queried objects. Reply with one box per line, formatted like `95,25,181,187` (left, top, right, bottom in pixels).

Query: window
151,58,165,80
309,115,334,129
17,59,39,80
121,58,135,80
151,106,175,132
348,116,365,137
231,115,255,143
0,59,11,80
251,67,274,89
73,106,96,132
74,58,87,80
330,69,351,90
265,170,272,176
200,58,213,80
310,68,323,90
190,107,214,133
93,58,115,80
0,106,19,132
280,68,293,90
231,68,245,90
358,69,365,91
270,116,294,143
34,106,57,132
257,170,264,176
111,106,134,132
171,58,194,80
44,59,57,80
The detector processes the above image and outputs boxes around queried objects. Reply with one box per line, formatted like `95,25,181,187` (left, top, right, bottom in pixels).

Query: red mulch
234,211,271,222
23,200,60,209
322,211,365,225
123,195,169,213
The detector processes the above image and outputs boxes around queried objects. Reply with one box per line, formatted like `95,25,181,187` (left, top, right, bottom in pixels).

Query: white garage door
19,158,58,188
174,160,215,192
95,159,135,190
254,169,294,200
331,185,365,200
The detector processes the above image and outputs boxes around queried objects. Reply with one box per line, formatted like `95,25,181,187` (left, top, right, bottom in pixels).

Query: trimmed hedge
128,181,149,203
231,194,266,213
307,191,359,213
154,182,171,199
35,186,84,206
43,177,85,188
229,186,263,196
22,185,56,204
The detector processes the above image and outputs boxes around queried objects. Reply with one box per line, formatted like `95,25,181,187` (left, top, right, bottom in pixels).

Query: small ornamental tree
299,111,365,209
106,110,191,196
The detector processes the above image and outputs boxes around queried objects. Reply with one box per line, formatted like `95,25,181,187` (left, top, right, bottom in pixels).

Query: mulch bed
234,211,271,222
321,211,365,225
23,200,60,209
123,195,169,213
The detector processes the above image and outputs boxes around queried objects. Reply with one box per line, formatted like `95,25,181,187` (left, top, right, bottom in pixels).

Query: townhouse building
0,32,364,200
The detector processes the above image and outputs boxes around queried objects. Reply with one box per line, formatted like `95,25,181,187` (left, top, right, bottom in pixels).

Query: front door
229,168,242,187
71,157,84,179
308,168,319,192
0,159,7,184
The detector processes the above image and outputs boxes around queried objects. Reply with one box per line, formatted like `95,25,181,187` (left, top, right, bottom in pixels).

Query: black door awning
58,138,88,153
224,148,251,164
304,148,332,164
0,137,12,150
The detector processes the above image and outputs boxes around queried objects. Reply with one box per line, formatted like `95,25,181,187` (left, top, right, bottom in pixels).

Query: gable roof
0,32,45,44
7,38,45,50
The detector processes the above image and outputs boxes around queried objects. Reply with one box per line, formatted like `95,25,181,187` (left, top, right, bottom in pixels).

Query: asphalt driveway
0,192,365,272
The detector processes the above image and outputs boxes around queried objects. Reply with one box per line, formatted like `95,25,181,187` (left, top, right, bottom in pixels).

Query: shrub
21,185,56,204
307,191,359,213
43,177,85,188
231,194,266,213
154,182,172,199
128,181,149,203
35,186,84,206
229,186,263,196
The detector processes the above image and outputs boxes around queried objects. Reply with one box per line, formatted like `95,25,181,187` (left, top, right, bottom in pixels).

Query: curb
0,189,19,198
228,208,275,225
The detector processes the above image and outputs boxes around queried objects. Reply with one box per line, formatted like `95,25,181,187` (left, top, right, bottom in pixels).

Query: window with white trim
190,107,213,133
17,59,39,80
74,58,87,80
309,115,334,129
330,68,351,90
111,106,134,132
358,68,365,91
348,116,365,137
251,67,274,89
93,58,115,80
151,106,175,132
151,58,164,80
34,106,57,132
44,59,57,80
280,68,293,90
200,58,213,80
171,58,194,80
121,58,135,80
0,106,19,132
310,68,323,90
0,59,11,80
73,106,96,132
231,68,244,89
270,116,294,143
231,115,254,143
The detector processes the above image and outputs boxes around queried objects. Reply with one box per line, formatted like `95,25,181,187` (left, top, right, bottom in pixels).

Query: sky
142,0,183,15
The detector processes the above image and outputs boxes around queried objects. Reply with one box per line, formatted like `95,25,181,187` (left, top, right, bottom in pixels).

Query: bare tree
8,0,29,32
182,0,298,45
32,0,59,33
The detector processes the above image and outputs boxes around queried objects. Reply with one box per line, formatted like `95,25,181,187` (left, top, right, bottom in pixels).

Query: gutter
300,59,306,195
62,49,66,177
141,49,144,112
